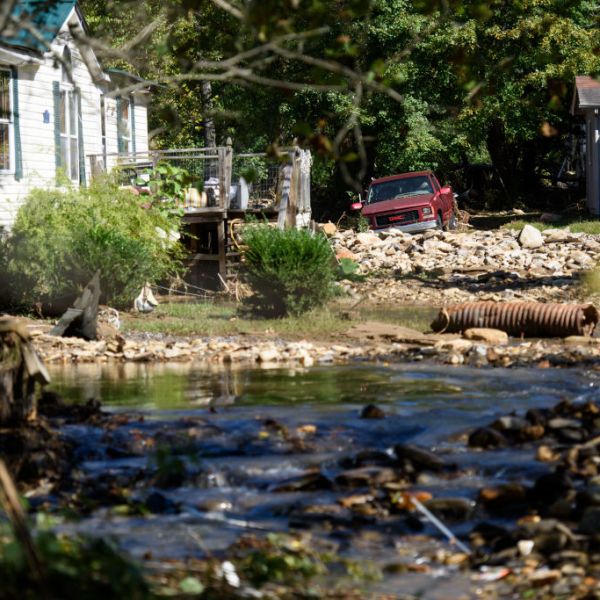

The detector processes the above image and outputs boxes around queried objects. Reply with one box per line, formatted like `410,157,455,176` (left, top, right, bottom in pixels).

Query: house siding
0,14,150,230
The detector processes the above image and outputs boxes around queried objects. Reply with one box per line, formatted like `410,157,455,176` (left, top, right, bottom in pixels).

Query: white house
0,0,150,230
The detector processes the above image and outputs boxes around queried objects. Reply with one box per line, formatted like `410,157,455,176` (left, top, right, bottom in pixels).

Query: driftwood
49,271,101,340
0,318,50,424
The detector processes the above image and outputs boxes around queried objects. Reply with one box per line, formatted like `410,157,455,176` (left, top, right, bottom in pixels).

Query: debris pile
328,226,600,304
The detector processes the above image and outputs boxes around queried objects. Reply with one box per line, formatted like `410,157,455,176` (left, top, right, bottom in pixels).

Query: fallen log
431,302,599,338
50,271,101,340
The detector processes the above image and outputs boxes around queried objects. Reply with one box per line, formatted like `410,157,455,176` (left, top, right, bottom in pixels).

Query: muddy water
45,363,600,597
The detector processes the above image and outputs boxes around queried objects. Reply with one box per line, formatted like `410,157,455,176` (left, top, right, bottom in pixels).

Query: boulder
320,221,338,236
464,328,509,345
336,247,359,261
518,224,544,249
356,232,384,246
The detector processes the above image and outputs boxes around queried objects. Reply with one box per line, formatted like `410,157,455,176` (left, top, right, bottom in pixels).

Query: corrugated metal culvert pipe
431,302,600,338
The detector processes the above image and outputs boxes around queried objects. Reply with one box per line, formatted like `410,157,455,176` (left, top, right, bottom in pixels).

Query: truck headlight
422,206,432,216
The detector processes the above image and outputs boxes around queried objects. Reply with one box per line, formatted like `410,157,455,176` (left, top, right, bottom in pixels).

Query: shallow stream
44,362,600,597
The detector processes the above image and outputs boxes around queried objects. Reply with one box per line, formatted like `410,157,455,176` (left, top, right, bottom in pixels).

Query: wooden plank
186,253,221,262
285,148,300,229
277,162,293,229
217,219,227,281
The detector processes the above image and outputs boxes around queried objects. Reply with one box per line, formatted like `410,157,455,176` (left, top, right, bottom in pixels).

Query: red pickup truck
351,170,457,233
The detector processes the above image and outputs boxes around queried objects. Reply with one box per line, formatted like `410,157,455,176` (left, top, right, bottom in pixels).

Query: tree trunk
0,320,49,424
201,81,217,149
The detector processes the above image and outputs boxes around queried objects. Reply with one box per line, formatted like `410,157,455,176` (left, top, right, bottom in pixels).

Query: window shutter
130,95,136,154
52,80,61,170
116,96,123,153
76,90,85,185
10,67,22,181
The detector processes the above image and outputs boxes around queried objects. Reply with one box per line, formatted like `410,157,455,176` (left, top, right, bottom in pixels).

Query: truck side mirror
440,186,451,195
350,202,363,211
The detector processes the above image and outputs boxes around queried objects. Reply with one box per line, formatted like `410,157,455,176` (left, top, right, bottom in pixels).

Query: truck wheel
436,214,443,230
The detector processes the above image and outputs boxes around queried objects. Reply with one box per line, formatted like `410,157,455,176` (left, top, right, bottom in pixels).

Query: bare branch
210,0,244,20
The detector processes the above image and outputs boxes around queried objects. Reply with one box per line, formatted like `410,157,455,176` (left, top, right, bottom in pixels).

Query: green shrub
0,530,151,600
5,177,184,310
241,224,336,317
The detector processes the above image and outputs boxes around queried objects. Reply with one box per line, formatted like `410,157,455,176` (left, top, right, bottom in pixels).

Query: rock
336,247,359,261
518,224,545,249
579,506,600,535
491,415,528,432
528,568,562,587
424,497,474,520
335,466,400,488
540,213,563,223
145,491,179,514
543,228,573,243
434,339,473,353
271,469,332,492
532,472,574,505
464,328,509,345
258,348,280,362
320,221,338,236
394,443,450,472
356,232,384,246
468,427,508,448
479,483,529,512
360,404,385,419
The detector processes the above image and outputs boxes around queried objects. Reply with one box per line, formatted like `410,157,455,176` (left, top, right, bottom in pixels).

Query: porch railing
87,141,312,226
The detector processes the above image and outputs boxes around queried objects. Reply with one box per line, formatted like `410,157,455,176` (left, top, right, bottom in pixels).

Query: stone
479,483,529,512
468,427,508,448
335,466,399,488
336,247,359,261
518,224,545,249
320,221,338,236
423,497,474,520
360,404,385,419
529,568,562,587
258,349,280,362
464,328,509,345
579,506,600,535
356,232,384,246
394,443,450,472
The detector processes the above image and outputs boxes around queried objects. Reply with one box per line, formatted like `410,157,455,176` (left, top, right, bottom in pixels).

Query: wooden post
218,137,233,209
285,147,300,229
277,162,293,230
217,219,227,282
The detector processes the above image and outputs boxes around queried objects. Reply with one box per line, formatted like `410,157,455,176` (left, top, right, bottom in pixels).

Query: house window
59,88,79,181
118,96,131,154
0,70,12,171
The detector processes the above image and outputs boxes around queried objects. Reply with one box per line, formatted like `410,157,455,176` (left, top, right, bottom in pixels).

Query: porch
87,141,313,288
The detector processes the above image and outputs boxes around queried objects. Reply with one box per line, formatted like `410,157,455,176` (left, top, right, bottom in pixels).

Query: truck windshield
367,176,433,204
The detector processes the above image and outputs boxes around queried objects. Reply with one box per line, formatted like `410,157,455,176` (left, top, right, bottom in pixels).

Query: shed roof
1,0,80,53
572,75,600,113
